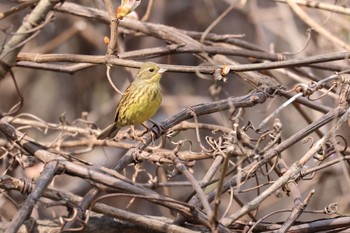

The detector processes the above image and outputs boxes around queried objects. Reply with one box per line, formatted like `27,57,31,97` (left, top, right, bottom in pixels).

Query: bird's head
136,62,167,83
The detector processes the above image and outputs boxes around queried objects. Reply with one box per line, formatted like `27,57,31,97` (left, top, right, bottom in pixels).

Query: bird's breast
118,83,162,126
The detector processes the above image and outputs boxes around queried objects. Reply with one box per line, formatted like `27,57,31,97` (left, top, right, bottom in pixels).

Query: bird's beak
158,68,167,74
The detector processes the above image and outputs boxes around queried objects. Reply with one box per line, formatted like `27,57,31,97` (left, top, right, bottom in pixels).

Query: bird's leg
140,120,165,145
131,125,146,143
131,125,137,138
140,123,155,144
141,123,152,134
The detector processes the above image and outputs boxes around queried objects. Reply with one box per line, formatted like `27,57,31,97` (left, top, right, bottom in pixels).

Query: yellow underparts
118,82,162,126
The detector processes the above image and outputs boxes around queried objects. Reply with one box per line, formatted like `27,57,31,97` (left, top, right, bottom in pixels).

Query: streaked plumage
97,62,166,139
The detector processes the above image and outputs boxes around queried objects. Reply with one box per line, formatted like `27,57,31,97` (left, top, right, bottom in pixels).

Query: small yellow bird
97,62,167,140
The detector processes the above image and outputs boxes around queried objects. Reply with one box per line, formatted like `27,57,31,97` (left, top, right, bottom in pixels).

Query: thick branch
0,0,60,78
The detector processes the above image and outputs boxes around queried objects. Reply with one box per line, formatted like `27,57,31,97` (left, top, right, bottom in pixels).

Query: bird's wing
114,83,135,122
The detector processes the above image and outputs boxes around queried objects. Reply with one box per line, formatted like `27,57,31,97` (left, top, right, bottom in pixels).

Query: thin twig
274,0,350,15
222,105,350,225
286,0,350,51
4,161,59,233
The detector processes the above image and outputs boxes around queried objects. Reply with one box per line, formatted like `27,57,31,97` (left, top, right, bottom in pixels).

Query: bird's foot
141,122,165,145
130,126,147,143
147,119,165,138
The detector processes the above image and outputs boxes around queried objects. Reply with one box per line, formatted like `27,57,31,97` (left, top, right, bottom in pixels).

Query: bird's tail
97,123,121,139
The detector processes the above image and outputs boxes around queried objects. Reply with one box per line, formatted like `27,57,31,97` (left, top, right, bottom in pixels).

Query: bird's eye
149,68,155,72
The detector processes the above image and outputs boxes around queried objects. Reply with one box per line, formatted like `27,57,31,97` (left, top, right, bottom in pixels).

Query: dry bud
104,36,110,45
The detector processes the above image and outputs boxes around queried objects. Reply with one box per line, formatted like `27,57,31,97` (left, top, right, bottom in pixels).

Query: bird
97,62,167,140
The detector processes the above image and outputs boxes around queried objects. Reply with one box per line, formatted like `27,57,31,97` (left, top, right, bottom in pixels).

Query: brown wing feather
114,82,135,122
